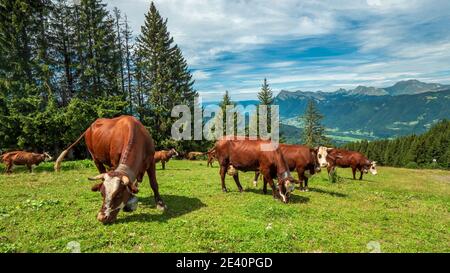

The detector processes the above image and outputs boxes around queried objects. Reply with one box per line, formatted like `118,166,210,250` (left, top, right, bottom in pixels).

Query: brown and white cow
155,148,178,170
214,137,298,203
253,144,322,192
325,148,377,180
54,115,166,224
1,151,52,174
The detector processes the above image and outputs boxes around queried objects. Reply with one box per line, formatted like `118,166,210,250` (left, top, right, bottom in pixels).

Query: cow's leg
161,161,166,170
27,164,32,173
147,160,166,211
296,168,306,191
232,173,244,193
359,169,364,180
5,162,13,174
220,165,228,192
253,171,260,187
93,159,107,174
352,167,357,180
261,170,277,199
263,178,268,194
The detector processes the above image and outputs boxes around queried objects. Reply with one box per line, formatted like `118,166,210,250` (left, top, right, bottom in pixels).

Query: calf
187,152,204,160
253,144,323,192
214,137,297,203
1,151,52,174
326,148,377,180
155,148,178,170
206,148,216,167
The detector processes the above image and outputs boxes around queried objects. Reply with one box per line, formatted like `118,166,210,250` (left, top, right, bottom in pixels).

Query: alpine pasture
0,160,449,253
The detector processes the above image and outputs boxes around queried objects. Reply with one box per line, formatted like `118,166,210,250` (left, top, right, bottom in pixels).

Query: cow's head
278,172,297,204
310,148,322,173
169,148,179,157
364,161,378,175
89,173,139,224
317,146,333,167
43,152,53,161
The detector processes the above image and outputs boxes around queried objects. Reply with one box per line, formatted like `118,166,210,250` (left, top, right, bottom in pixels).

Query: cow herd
0,115,378,224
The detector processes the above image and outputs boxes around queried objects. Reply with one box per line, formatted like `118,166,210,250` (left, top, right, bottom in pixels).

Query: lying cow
155,148,178,170
253,144,329,192
214,137,297,203
54,115,166,224
325,148,377,180
1,151,52,174
187,151,205,160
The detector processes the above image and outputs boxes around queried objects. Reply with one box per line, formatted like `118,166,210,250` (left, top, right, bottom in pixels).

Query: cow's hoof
222,188,228,193
253,181,258,187
156,203,167,211
238,188,243,193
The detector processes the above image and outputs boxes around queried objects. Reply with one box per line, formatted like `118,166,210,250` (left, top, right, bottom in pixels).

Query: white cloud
192,70,210,80
105,0,450,101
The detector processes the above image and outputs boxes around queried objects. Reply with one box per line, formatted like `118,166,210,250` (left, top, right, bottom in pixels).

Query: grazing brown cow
155,148,178,170
1,151,52,174
214,136,297,203
206,148,216,167
187,152,204,160
325,148,377,180
253,144,323,192
54,115,166,224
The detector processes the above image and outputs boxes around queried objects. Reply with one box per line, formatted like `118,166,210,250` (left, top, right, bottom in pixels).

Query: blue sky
106,0,450,101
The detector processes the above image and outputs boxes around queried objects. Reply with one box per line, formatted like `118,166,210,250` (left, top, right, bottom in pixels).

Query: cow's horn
88,174,105,181
327,147,334,151
122,176,130,185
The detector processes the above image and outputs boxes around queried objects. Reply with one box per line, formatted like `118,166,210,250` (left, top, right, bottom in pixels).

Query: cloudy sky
106,0,450,101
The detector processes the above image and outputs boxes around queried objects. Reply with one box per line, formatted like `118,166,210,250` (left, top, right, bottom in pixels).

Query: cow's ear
91,183,103,192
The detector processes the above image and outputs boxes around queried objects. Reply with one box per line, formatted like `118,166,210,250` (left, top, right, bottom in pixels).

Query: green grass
0,160,449,253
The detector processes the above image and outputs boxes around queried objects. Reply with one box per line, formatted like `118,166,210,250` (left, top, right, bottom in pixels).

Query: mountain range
275,80,450,144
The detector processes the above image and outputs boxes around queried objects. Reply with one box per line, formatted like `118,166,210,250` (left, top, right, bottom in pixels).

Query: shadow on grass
244,188,310,204
308,187,348,198
116,194,206,224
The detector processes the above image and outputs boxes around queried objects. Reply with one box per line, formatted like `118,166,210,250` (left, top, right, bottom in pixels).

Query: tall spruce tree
135,1,197,147
217,90,236,136
122,14,134,114
257,78,274,137
300,99,330,147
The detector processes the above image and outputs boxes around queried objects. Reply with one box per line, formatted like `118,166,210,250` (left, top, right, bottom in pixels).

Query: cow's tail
54,131,87,172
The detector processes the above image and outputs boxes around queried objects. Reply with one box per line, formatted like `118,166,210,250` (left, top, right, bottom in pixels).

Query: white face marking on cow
370,162,378,175
103,175,121,217
317,147,330,168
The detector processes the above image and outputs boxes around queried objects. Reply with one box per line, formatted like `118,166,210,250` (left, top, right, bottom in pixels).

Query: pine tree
49,0,77,106
257,78,274,136
135,1,197,147
257,78,274,105
218,91,237,136
122,14,134,114
300,99,330,147
113,7,125,96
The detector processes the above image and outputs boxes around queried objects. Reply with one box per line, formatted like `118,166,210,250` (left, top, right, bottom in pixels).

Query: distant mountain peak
347,86,388,96
385,79,448,96
276,79,449,99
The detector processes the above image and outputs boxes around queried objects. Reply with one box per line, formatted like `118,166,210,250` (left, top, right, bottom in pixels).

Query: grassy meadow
0,159,449,253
